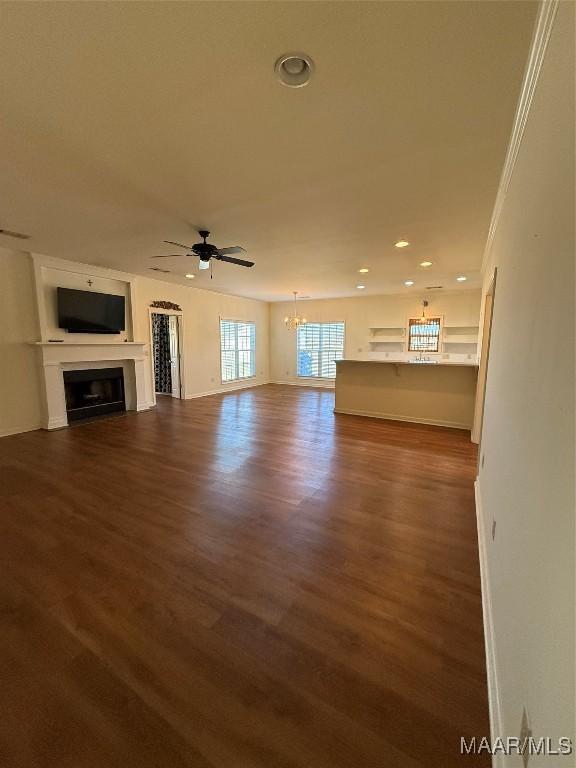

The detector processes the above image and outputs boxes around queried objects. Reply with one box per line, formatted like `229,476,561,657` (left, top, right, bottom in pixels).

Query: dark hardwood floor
0,384,489,767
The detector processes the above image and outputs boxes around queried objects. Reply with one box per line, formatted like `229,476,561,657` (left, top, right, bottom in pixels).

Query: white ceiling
0,1,536,301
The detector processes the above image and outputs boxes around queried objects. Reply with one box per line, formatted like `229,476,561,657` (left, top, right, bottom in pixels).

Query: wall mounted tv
57,287,126,334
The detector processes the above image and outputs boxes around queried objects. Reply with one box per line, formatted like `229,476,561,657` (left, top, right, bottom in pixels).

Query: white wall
133,276,269,399
0,252,270,436
270,290,481,386
477,3,574,762
39,263,133,342
0,248,43,436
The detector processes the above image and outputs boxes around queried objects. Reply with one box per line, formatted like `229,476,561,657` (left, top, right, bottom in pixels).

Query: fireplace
64,367,125,422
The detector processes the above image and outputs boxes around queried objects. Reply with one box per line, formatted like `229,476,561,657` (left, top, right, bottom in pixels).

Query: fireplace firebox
64,367,125,422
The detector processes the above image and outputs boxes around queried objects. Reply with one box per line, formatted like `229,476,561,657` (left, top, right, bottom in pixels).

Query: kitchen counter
334,359,478,430
336,358,478,367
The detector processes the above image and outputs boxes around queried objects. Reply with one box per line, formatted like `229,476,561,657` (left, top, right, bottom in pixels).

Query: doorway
472,269,497,447
151,311,182,399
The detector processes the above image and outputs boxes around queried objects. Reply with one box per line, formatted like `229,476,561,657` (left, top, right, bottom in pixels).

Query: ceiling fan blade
163,240,193,250
214,254,255,268
217,246,246,256
0,228,30,240
150,254,187,259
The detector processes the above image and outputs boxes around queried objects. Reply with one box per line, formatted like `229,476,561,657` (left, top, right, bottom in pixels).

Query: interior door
168,315,181,398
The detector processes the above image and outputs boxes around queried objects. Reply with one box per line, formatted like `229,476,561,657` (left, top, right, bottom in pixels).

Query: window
408,316,441,352
220,320,256,382
297,322,345,379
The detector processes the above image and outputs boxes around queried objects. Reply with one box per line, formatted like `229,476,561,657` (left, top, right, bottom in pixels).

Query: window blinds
220,320,256,382
297,322,345,379
408,317,441,352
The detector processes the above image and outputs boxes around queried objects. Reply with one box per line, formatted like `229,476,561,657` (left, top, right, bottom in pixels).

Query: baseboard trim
0,423,42,438
475,479,502,765
185,380,271,399
269,379,335,389
334,407,471,430
46,417,68,431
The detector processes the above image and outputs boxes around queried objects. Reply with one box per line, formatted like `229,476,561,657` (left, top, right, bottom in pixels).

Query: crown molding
481,0,559,274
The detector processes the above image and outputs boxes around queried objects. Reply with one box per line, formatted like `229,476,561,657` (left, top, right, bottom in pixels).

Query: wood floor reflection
0,384,490,767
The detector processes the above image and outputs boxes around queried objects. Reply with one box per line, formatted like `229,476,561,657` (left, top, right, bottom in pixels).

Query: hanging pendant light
284,291,307,330
418,299,429,323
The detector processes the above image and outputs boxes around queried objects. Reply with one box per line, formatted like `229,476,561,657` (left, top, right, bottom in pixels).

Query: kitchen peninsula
334,359,478,430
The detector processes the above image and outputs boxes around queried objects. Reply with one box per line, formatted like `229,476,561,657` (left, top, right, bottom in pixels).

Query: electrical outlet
520,707,532,767
491,519,496,541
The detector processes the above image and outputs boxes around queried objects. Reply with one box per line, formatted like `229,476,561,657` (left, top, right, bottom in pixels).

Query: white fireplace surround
34,341,152,430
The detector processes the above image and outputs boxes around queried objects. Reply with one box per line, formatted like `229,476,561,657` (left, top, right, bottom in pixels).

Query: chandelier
284,291,307,330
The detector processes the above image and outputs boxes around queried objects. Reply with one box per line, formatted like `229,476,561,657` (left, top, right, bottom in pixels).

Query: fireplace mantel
34,341,147,346
32,340,153,429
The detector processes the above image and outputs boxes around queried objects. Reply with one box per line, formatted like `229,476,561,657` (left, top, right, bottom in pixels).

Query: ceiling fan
151,230,254,274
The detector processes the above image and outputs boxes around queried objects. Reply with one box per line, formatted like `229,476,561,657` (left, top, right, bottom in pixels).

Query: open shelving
441,325,479,354
367,327,406,351
365,323,479,360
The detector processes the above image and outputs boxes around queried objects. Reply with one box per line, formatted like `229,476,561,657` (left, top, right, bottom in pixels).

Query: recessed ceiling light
404,280,415,286
185,273,195,279
356,284,366,290
420,261,432,267
275,53,314,88
358,268,369,273
395,240,410,248
456,275,467,282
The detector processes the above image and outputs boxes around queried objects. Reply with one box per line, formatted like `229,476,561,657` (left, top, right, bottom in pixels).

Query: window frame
219,318,256,384
406,315,443,353
295,320,346,380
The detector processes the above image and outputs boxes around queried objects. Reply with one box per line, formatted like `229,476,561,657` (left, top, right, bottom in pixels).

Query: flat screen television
57,287,126,334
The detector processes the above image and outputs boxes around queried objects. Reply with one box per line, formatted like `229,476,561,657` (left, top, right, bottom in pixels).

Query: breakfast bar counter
334,359,478,430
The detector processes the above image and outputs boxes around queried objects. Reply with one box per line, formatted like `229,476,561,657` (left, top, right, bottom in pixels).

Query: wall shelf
368,327,406,344
441,325,479,354
444,324,479,331
366,323,479,360
442,337,478,345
